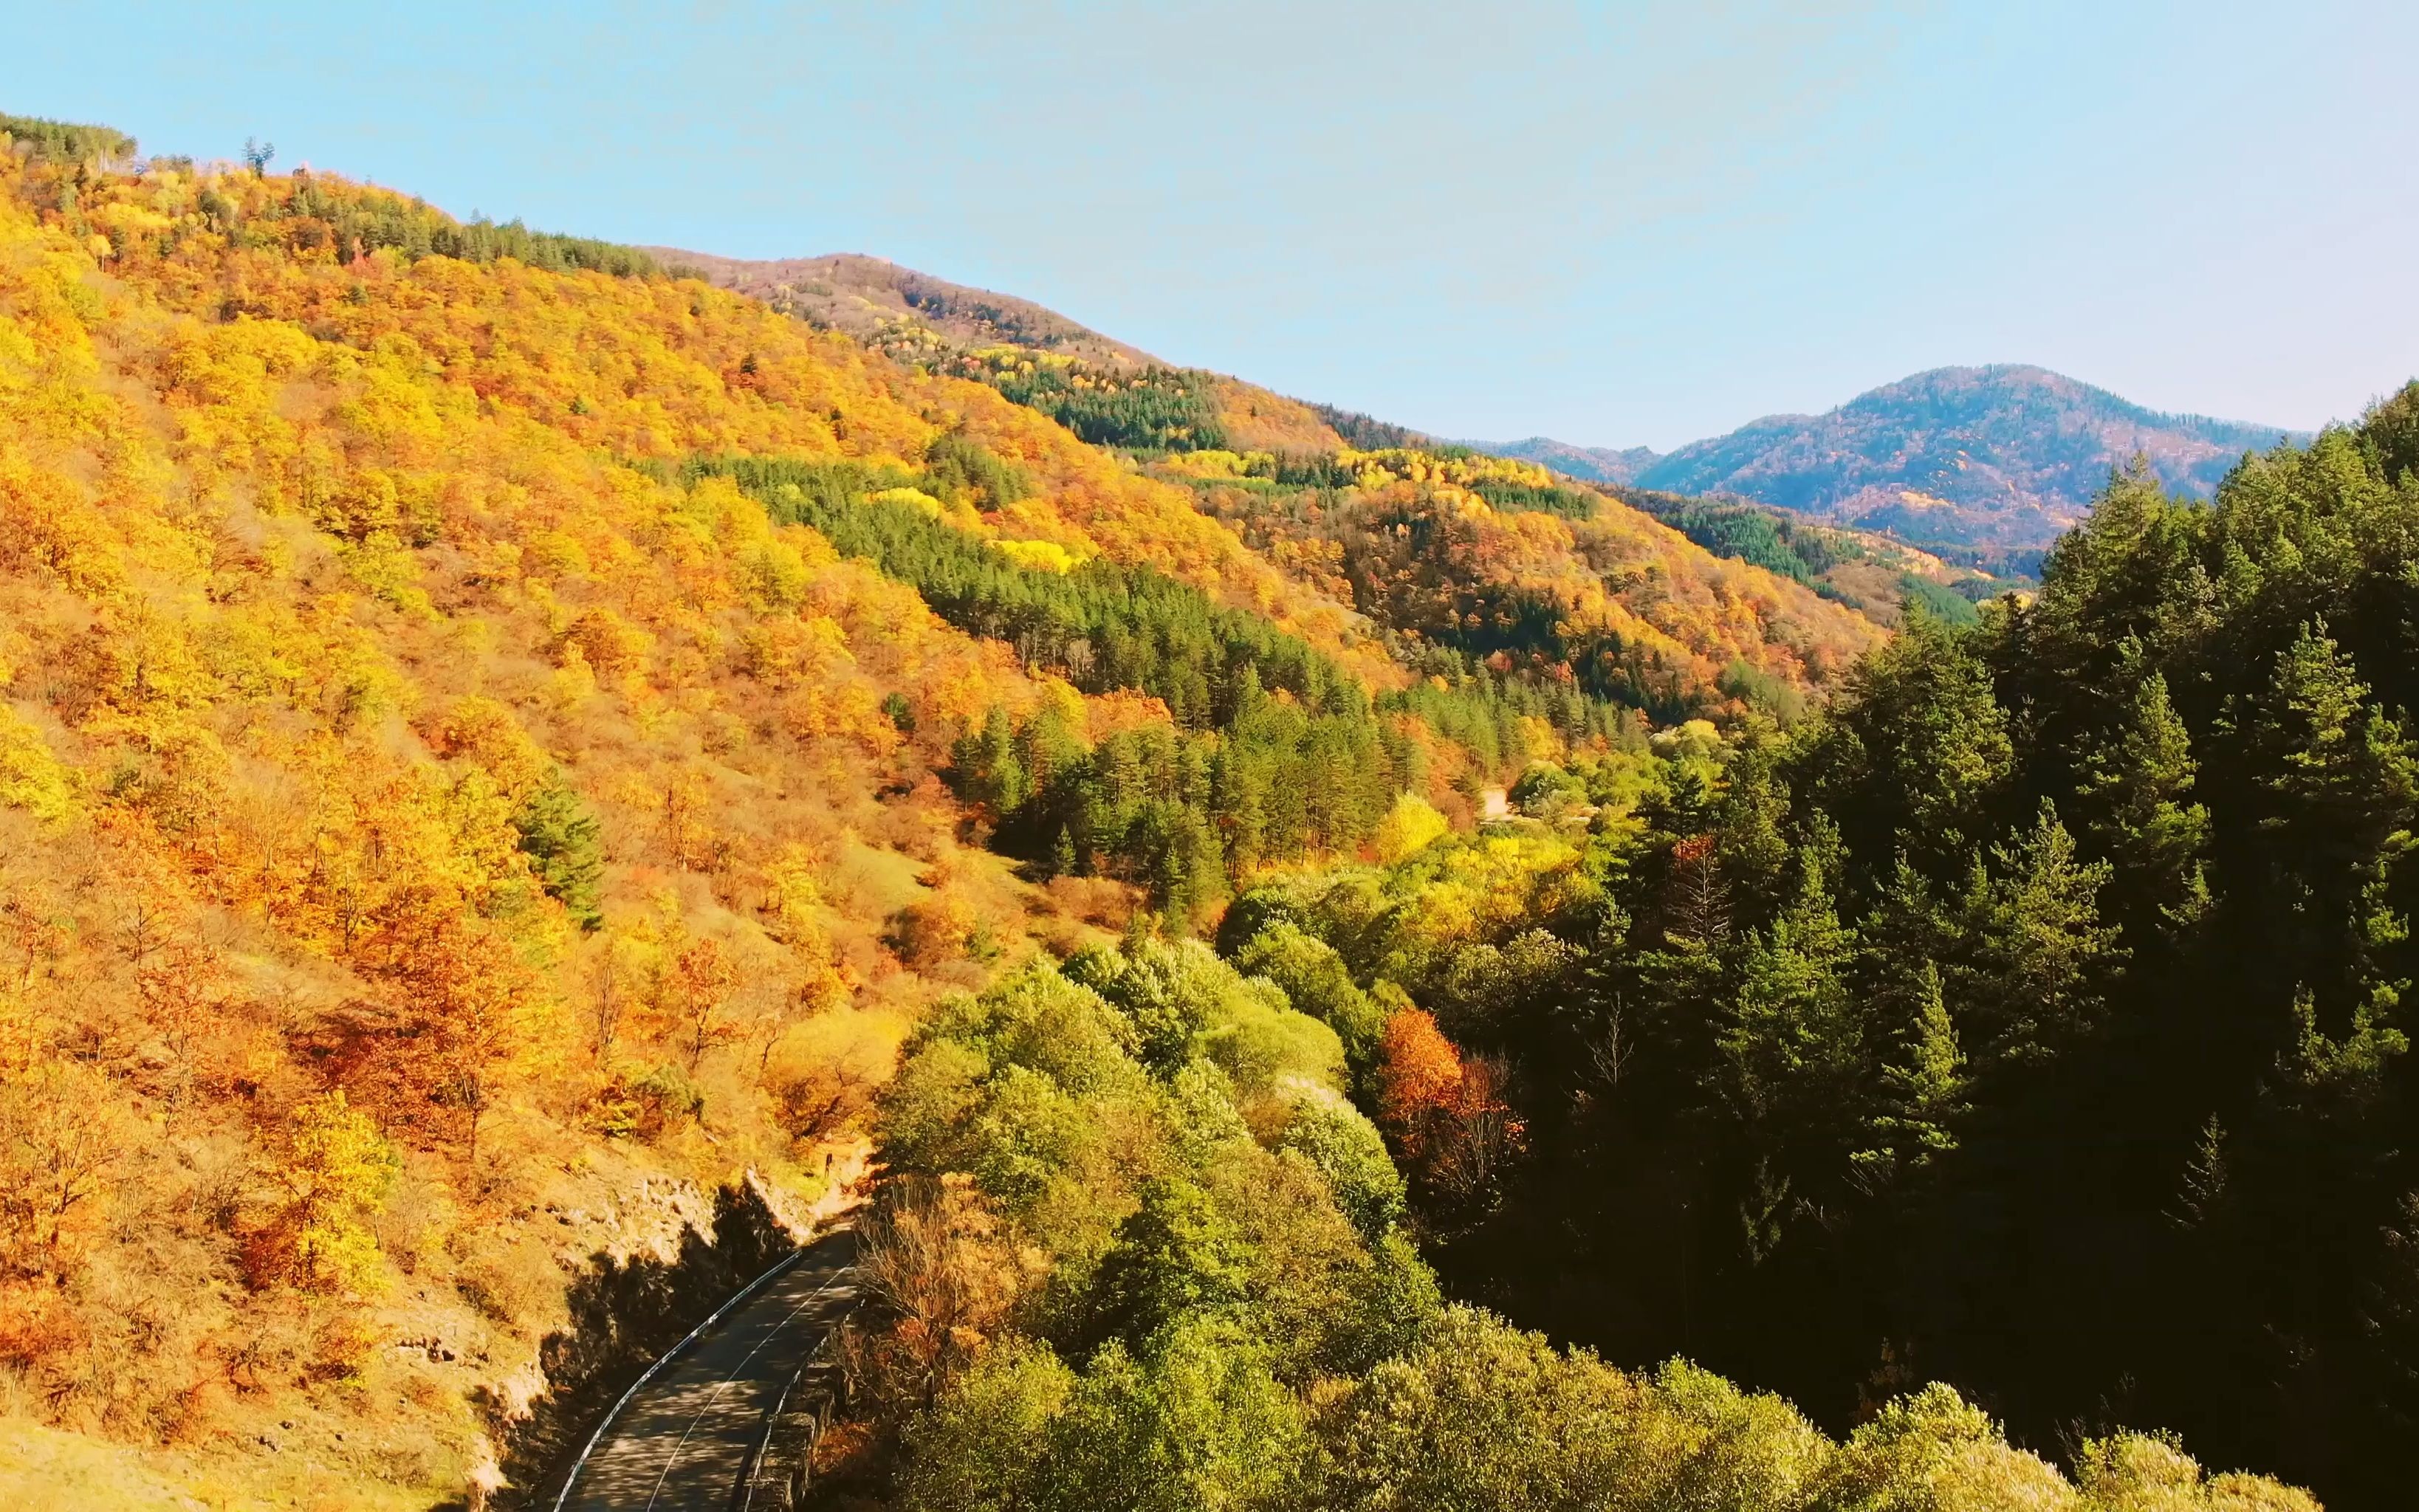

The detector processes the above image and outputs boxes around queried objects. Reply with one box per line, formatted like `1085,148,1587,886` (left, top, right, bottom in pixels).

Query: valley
0,104,2406,1512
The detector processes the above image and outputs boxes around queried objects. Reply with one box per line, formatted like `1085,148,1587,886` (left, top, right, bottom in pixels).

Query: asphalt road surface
557,1228,858,1512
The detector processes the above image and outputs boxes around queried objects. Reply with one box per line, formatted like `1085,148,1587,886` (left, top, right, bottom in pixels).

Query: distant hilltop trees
1,111,136,167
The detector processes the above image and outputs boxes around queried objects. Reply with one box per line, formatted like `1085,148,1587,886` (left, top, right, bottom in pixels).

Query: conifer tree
1959,802,2119,1067
513,771,605,930
2076,670,2211,934
1717,843,1868,1223
1814,611,2013,886
1853,963,1966,1192
2242,621,2417,887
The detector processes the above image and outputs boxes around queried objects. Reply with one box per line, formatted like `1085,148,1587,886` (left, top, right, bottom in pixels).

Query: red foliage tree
1374,1006,1526,1207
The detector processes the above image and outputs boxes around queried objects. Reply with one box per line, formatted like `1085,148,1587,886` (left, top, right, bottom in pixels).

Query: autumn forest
0,107,2409,1512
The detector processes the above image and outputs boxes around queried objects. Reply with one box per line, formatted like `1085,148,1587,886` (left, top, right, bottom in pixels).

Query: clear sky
7,1,2414,448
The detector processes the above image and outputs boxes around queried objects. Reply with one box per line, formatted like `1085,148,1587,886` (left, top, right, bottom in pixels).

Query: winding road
555,1228,859,1512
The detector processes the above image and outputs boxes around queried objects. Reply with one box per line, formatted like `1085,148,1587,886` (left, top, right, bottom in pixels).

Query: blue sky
7,1,2413,447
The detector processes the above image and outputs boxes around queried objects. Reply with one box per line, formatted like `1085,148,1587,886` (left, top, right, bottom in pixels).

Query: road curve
556,1228,859,1512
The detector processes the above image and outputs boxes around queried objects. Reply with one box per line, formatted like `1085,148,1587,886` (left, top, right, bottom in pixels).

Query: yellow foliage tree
1370,791,1450,865
0,705,72,824
0,1062,129,1285
249,1090,400,1296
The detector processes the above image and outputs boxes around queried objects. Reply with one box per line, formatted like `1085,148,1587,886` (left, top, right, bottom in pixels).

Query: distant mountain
1480,436,1663,486
1476,365,2308,548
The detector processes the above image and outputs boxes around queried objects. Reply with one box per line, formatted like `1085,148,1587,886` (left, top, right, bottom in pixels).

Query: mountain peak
1476,365,2308,548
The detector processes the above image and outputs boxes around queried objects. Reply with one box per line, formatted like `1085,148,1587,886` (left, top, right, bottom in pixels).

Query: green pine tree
1960,802,2120,1067
2076,670,2212,933
513,770,605,931
1853,963,1966,1192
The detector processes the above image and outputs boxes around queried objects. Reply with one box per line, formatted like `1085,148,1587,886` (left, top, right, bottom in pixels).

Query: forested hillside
1163,445,1885,723
1184,401,2419,1508
667,249,1353,454
674,249,1925,666
0,106,2353,1512
0,117,1158,1506
831,936,2308,1510
1611,486,2034,626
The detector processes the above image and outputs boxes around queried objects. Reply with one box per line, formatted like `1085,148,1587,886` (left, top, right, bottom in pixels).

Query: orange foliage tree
1373,1006,1526,1207
1373,1007,1465,1160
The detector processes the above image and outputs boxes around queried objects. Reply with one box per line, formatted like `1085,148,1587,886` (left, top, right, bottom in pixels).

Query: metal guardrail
547,1246,813,1512
739,1327,845,1512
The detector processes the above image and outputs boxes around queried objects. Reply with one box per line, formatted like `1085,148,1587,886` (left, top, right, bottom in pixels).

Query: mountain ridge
1478,363,2310,547
646,247,1164,368
1475,434,1664,484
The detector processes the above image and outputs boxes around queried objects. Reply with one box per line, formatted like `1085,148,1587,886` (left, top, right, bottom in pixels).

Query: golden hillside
0,128,1876,1505
0,149,1165,1502
671,250,1883,707
1172,445,1884,717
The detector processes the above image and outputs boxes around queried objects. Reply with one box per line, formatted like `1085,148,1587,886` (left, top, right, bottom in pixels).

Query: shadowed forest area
1171,399,2419,1508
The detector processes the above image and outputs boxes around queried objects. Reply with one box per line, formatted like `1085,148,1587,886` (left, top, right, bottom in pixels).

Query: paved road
557,1228,858,1512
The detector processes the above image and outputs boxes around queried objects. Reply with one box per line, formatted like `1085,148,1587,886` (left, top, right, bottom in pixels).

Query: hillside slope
1166,448,1884,721
0,134,1186,1507
665,247,1353,455
675,251,1887,709
648,248,1159,368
